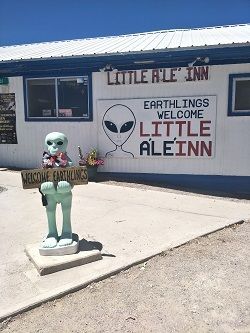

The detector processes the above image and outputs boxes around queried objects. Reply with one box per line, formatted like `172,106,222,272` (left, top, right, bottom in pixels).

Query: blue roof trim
0,46,250,77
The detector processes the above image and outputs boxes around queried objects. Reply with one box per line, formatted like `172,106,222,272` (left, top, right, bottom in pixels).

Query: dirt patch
0,186,7,193
1,221,249,333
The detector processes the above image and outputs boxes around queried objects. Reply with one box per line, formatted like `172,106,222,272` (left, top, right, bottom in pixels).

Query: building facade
0,24,250,194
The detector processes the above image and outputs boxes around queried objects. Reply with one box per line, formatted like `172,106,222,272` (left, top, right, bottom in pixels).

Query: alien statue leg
58,191,73,246
43,194,58,248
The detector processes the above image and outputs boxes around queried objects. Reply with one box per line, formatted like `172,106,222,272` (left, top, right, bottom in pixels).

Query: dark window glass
58,78,88,117
26,76,89,119
234,80,250,111
27,79,56,117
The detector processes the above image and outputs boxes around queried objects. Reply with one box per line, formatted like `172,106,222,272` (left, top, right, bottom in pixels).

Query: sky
0,0,249,47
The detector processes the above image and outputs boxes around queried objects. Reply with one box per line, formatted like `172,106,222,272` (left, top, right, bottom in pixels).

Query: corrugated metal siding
0,24,249,63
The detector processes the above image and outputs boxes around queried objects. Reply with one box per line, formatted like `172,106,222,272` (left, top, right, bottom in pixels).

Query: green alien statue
40,132,73,249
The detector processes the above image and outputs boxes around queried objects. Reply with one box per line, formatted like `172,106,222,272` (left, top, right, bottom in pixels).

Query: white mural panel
97,95,217,160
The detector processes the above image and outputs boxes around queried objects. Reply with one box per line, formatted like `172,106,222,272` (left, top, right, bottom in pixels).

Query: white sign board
97,96,217,159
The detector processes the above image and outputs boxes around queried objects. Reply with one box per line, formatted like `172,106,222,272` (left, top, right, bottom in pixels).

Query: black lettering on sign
21,166,88,189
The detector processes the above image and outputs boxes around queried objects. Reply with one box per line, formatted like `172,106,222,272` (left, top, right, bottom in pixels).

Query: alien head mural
102,104,136,157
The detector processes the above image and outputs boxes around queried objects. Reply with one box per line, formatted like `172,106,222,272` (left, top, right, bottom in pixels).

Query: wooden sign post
21,166,88,189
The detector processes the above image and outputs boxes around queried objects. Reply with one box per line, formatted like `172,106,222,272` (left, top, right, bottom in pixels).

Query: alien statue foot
58,233,73,247
42,235,58,248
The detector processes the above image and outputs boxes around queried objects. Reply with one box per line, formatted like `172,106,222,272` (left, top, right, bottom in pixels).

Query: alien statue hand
41,132,74,249
40,181,56,195
57,181,72,193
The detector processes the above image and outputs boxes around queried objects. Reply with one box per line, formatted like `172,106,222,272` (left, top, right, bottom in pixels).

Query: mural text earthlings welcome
98,96,216,159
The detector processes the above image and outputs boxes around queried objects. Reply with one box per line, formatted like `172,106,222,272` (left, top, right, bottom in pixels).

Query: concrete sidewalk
0,170,249,321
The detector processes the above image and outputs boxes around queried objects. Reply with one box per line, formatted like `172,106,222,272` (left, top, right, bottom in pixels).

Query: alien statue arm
40,132,73,248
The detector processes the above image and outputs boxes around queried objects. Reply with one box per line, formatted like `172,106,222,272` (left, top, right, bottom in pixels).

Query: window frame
228,73,250,117
24,73,93,122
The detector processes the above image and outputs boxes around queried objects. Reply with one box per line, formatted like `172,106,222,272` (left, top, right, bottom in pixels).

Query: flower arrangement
78,146,104,167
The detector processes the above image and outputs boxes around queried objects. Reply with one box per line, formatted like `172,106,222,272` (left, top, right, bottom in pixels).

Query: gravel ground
1,219,249,333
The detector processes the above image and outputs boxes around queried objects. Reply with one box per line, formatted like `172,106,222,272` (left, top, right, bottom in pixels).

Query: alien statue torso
40,132,73,249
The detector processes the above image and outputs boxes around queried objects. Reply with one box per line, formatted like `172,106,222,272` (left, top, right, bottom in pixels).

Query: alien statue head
45,132,68,156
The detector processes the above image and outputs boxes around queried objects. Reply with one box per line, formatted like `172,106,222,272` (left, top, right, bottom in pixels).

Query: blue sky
0,0,249,46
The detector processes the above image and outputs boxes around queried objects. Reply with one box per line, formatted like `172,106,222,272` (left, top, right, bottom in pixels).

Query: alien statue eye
57,141,63,145
120,121,134,133
47,141,52,145
104,121,118,133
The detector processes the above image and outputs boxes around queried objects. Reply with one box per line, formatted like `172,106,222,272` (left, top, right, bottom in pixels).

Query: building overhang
0,45,250,77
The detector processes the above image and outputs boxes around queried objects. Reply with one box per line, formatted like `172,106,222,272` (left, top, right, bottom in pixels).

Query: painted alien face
45,132,68,156
102,104,136,147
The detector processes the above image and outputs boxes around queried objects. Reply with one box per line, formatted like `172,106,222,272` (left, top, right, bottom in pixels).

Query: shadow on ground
79,238,116,258
95,173,250,200
79,238,103,252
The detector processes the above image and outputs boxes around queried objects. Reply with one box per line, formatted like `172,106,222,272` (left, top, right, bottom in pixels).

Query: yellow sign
21,166,88,189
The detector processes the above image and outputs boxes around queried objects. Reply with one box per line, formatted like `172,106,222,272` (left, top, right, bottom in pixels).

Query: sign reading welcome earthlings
21,166,88,189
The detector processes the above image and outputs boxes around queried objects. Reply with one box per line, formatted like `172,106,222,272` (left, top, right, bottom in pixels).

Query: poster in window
0,93,18,144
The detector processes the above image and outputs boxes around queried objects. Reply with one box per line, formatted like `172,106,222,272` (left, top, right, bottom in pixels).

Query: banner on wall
0,93,17,144
97,95,217,159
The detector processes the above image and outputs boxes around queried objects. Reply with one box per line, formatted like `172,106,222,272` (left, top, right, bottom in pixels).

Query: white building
0,24,250,194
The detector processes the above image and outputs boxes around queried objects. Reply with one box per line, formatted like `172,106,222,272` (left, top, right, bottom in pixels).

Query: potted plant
78,146,104,180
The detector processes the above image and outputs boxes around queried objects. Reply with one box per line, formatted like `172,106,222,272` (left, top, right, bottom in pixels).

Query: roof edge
0,42,249,64
1,23,249,49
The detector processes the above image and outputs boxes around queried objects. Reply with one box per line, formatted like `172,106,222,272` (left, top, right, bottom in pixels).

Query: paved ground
1,220,249,333
0,170,250,323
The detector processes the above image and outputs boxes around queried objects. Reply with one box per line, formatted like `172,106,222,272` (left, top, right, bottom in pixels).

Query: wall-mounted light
188,57,210,67
99,64,118,72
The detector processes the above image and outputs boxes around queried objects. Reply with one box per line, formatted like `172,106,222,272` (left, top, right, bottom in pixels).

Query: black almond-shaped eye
47,141,52,145
57,141,63,145
104,121,118,133
120,121,134,133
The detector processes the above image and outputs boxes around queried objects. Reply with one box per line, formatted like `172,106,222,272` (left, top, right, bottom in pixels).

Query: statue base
39,234,79,256
25,235,102,275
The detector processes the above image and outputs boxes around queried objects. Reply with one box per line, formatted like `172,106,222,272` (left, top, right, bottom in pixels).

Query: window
228,74,250,116
25,76,91,120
